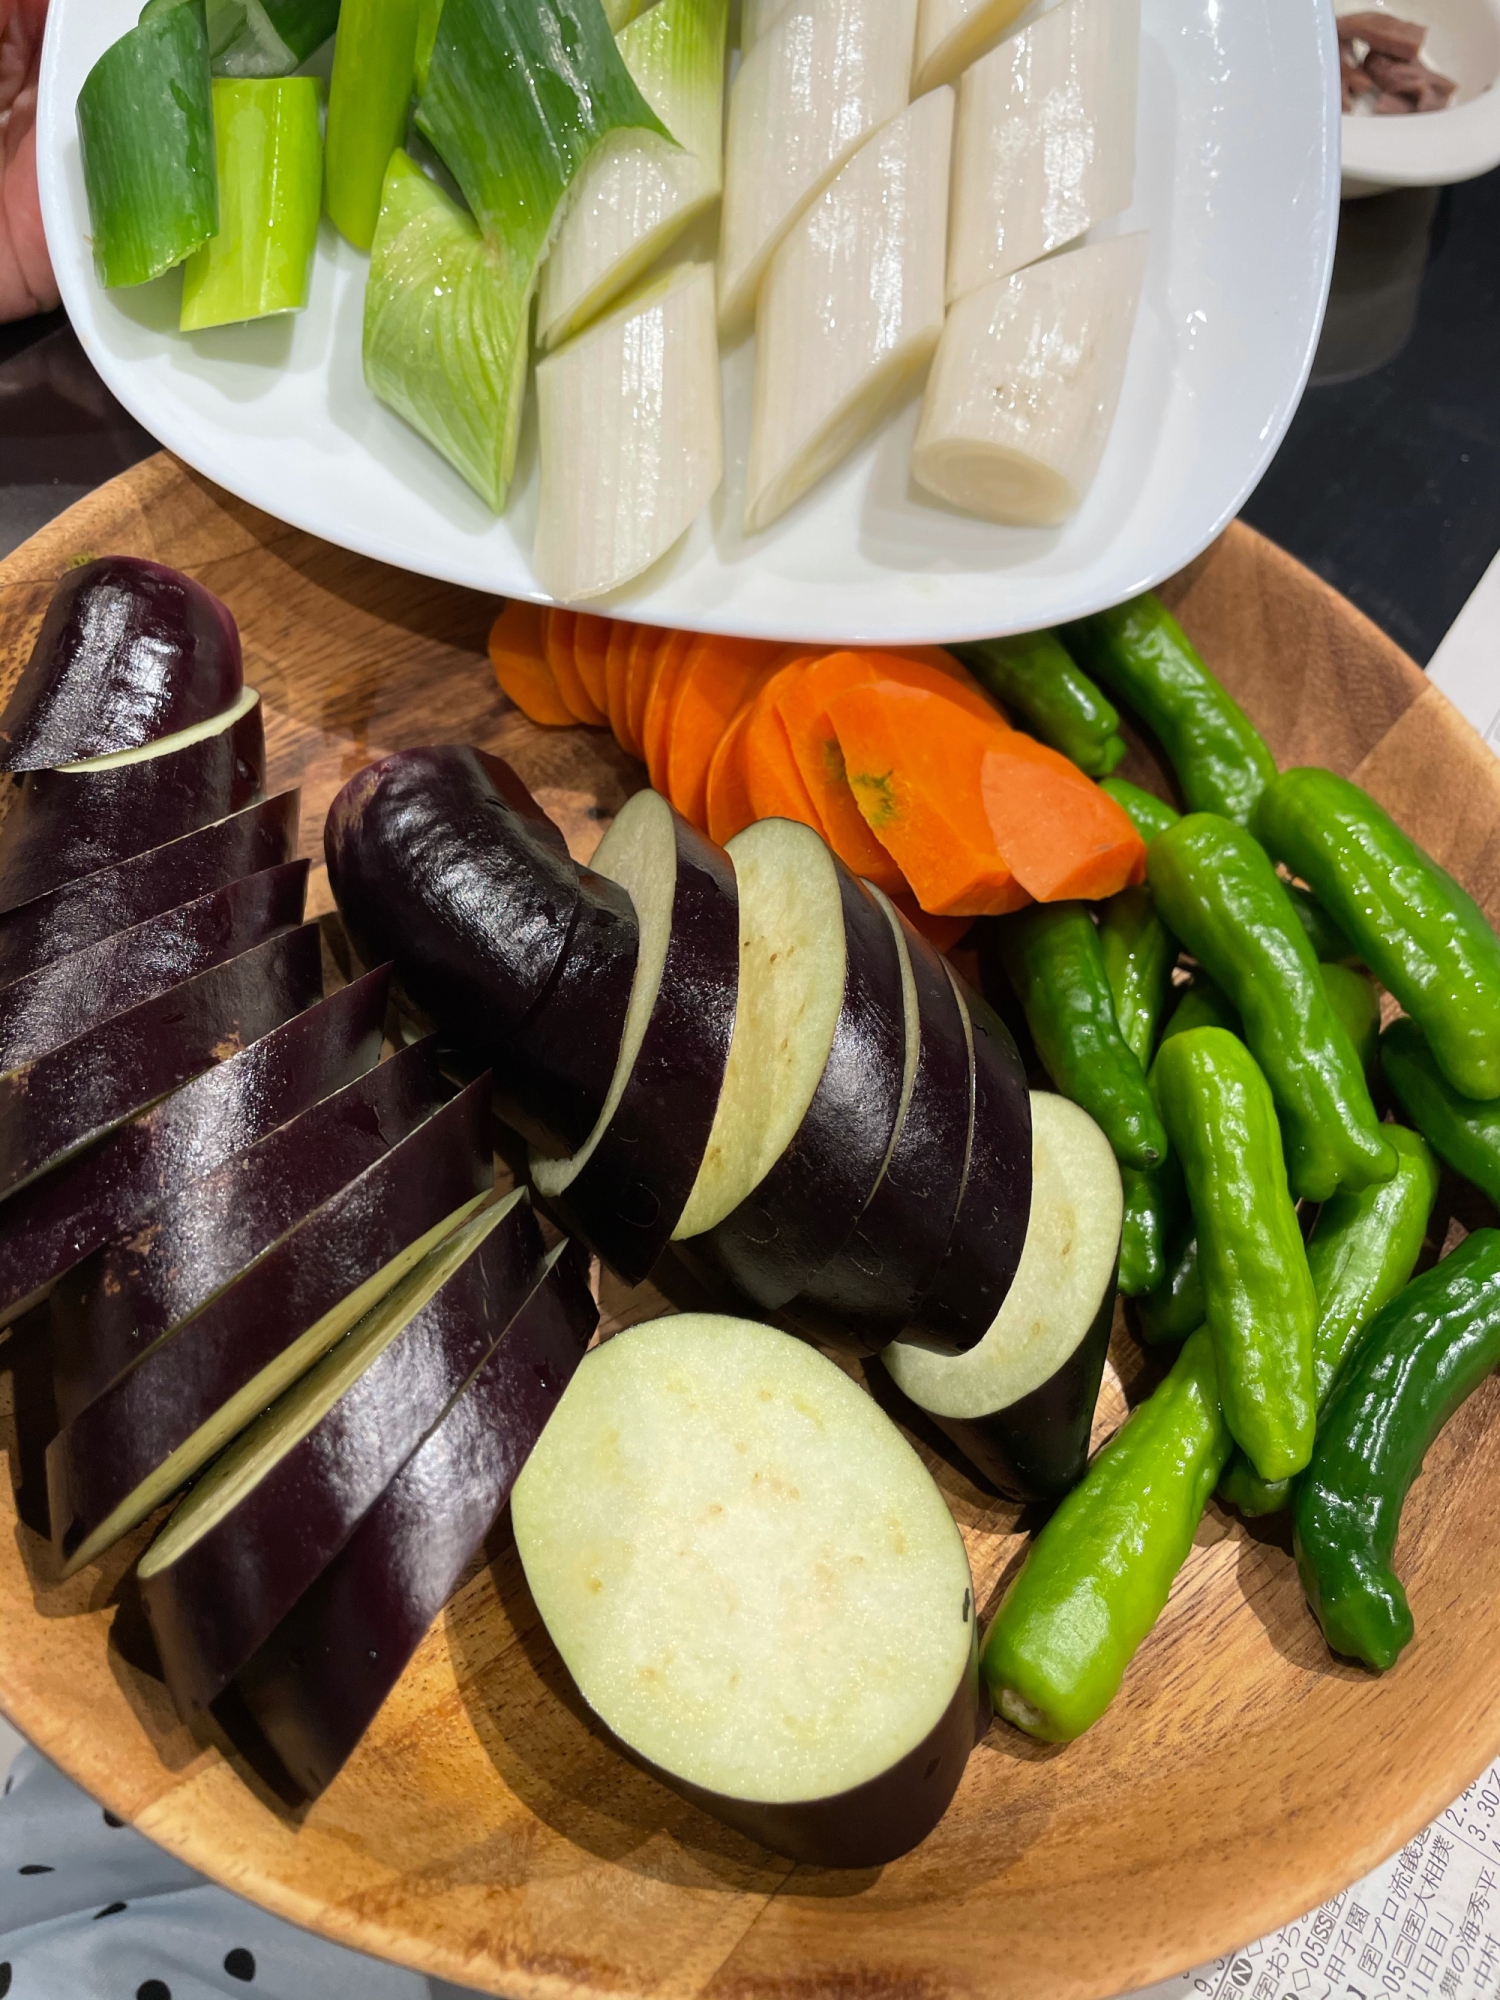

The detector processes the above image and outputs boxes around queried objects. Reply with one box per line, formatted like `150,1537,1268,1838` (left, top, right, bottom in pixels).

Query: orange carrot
773,655,907,894
542,610,607,727
604,619,642,757
642,631,697,793
706,704,757,846
625,625,667,759
865,649,1006,726
572,613,613,715
981,734,1145,901
743,663,831,836
488,602,575,728
666,637,784,831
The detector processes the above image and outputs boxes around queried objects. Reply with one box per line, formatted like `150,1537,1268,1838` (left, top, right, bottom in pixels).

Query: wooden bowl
3,455,1499,2000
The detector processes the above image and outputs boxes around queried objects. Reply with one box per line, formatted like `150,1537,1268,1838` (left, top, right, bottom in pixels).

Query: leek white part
885,1093,1121,1419
738,0,799,51
716,0,919,335
512,1313,974,1805
533,263,724,603
947,0,1139,304
912,0,1031,95
59,685,259,773
673,818,844,1240
538,0,729,352
745,89,953,534
912,233,1148,527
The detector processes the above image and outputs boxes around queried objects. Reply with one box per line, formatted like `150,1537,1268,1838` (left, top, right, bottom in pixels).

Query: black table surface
4,163,1499,665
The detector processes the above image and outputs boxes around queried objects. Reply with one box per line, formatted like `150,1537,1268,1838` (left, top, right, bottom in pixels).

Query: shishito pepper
1382,1015,1500,1204
1099,886,1177,1294
996,902,1168,1171
1219,1126,1440,1516
1132,1226,1203,1347
982,1325,1231,1741
1295,1228,1500,1670
952,634,1128,778
1285,880,1361,967
1099,777,1180,844
1153,1027,1317,1481
1149,813,1395,1201
1063,595,1277,828
1255,767,1500,1102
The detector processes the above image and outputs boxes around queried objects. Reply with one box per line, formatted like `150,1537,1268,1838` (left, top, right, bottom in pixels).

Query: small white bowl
1342,0,1500,194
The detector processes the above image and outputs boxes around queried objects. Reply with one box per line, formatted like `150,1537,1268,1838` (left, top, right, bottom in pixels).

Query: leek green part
180,79,322,328
205,0,342,75
325,0,422,250
414,0,444,89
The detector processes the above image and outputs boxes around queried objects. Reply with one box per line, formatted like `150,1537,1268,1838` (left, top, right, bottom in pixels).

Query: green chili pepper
1118,1170,1167,1297
1099,777,1180,845
1382,1016,1500,1204
1062,595,1277,828
1153,1028,1317,1481
1285,881,1361,967
1219,1126,1440,1516
1149,814,1396,1201
1295,1228,1500,1670
951,634,1128,778
1255,767,1500,1103
1160,975,1239,1046
1131,1227,1203,1346
982,1325,1230,1741
995,902,1168,1171
1099,886,1178,1294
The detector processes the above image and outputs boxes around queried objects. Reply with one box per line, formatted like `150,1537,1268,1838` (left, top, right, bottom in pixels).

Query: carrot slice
489,602,575,728
865,649,1006,726
625,625,668,757
706,704,757,846
827,683,1027,918
642,631,697,793
773,654,908,894
743,664,830,836
889,893,971,955
572,613,613,715
543,609,607,726
981,735,1146,901
604,619,642,757
666,636,786,831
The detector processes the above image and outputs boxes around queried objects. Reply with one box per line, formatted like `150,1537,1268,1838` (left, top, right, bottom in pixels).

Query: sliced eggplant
0,688,265,916
0,557,242,772
0,861,307,1079
46,1077,495,1575
531,790,739,1283
0,791,299,990
0,966,387,1331
140,1188,545,1716
51,1039,447,1427
880,1092,1121,1502
236,1239,597,1799
512,1313,981,1867
0,922,324,1204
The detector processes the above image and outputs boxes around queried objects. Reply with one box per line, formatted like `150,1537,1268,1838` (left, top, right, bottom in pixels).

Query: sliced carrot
743,664,831,836
625,624,668,757
642,631,697,793
981,735,1146,901
889,892,972,955
866,649,1007,726
665,636,785,831
488,602,575,728
542,608,607,727
706,704,757,846
773,654,908,894
827,683,1027,918
603,619,642,757
572,613,613,716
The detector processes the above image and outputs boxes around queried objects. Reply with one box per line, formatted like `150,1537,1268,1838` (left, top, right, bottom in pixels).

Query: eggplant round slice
0,922,324,1204
140,1188,546,1717
50,1038,447,1427
0,687,265,916
0,966,388,1332
881,1093,1121,1503
46,1077,495,1576
236,1239,598,1800
0,791,299,991
513,1314,980,1868
531,790,739,1283
0,556,242,772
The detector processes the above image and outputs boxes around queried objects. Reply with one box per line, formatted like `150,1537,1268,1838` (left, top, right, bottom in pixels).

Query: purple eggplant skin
708,864,907,1319
143,1193,548,1718
0,922,324,1204
45,1076,495,1568
0,965,386,1331
0,558,242,773
0,791,299,991
51,1037,447,1427
235,1241,598,1799
539,818,739,1285
0,860,307,1079
0,695,265,916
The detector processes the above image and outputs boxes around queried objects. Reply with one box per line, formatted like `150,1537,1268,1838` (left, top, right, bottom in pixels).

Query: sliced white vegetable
745,88,953,534
912,0,1031,95
885,1092,1121,1419
512,1313,974,1807
946,0,1139,304
532,262,724,603
716,0,919,335
59,685,259,773
537,0,729,352
911,232,1148,528
673,817,843,1239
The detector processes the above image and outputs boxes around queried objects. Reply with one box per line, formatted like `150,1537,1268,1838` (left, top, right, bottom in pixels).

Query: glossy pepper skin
1382,1015,1500,1206
1063,595,1277,828
1163,965,1379,1089
1285,881,1361,967
1153,1028,1317,1481
1255,767,1500,1103
1219,1126,1440,1516
1099,886,1178,1296
982,1326,1230,1742
1132,1226,1203,1347
996,902,1168,1172
1295,1228,1500,1671
1099,777,1180,844
952,634,1128,778
1149,814,1396,1201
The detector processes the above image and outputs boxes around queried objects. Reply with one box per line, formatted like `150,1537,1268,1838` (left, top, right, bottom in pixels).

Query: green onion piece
77,0,218,289
603,0,660,24
413,0,444,91
180,78,322,328
363,149,531,510
324,0,421,251
206,0,341,76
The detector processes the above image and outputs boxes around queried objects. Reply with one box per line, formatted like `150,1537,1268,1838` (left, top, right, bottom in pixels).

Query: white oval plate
37,0,1338,646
